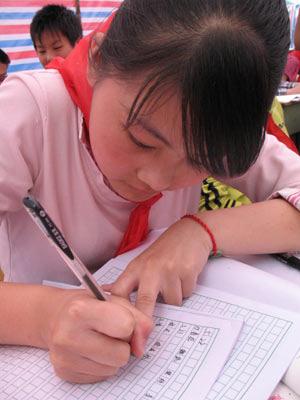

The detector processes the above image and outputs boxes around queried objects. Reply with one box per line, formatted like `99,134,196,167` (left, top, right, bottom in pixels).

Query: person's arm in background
282,53,300,82
224,134,300,207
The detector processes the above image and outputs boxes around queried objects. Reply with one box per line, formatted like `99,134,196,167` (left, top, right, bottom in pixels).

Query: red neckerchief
47,14,163,255
115,193,163,255
47,14,115,127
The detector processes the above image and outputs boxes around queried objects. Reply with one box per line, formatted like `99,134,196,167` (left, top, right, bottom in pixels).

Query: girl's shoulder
5,69,75,115
0,70,82,179
2,70,81,145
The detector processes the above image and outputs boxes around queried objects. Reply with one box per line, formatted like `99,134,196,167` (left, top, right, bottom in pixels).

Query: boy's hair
0,49,10,65
93,0,290,177
30,4,82,47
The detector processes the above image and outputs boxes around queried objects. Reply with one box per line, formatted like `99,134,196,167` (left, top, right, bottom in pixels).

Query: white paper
5,228,300,400
0,301,241,400
198,257,300,313
235,254,300,289
183,285,300,400
277,94,300,104
94,232,300,400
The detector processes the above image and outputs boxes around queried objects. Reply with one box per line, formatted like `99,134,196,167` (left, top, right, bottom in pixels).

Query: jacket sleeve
0,73,43,222
222,133,300,210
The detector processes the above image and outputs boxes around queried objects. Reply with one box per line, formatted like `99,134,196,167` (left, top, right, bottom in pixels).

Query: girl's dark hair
30,4,83,47
94,0,290,177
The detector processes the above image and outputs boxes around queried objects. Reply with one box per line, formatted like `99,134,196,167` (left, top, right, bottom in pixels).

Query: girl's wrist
37,286,72,349
181,214,220,257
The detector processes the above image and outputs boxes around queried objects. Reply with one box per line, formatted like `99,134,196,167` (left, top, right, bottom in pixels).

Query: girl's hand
107,218,212,317
43,290,152,383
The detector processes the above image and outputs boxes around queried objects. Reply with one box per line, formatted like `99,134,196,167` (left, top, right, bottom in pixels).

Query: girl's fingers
135,273,161,318
110,295,154,357
48,294,154,384
109,268,139,299
101,283,114,293
161,277,183,306
50,351,120,383
63,297,136,340
52,369,106,384
180,272,198,299
84,294,153,357
53,368,117,384
54,329,132,368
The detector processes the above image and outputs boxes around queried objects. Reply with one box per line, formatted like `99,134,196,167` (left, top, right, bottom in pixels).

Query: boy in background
0,49,10,84
30,4,82,68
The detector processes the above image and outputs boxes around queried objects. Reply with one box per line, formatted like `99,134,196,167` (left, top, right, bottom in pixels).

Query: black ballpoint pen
23,195,107,301
273,253,300,272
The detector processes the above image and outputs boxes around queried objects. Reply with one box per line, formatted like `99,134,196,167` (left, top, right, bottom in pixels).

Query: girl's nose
137,166,174,192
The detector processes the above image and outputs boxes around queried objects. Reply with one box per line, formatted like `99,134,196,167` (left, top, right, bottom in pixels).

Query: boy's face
34,30,74,67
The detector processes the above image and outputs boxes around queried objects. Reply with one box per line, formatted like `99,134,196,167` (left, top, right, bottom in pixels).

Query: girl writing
0,0,300,383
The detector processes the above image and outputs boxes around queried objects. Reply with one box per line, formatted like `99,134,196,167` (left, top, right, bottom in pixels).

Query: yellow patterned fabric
269,97,289,136
199,99,291,213
199,177,251,211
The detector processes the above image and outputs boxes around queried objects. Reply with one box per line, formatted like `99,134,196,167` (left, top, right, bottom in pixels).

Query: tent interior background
0,0,121,73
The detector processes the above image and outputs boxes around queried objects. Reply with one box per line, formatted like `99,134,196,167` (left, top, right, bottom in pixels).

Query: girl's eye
54,46,62,50
123,125,155,150
130,134,154,149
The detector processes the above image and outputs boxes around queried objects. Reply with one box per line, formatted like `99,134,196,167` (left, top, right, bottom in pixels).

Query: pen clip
23,196,74,260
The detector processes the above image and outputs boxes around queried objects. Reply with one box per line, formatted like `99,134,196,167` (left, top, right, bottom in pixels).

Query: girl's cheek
175,167,207,188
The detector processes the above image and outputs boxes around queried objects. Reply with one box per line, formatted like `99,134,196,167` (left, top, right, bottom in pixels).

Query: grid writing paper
182,287,292,400
0,298,242,400
95,262,300,400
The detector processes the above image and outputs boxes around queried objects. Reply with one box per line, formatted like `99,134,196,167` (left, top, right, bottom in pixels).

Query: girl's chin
104,177,157,202
121,190,158,203
118,185,160,202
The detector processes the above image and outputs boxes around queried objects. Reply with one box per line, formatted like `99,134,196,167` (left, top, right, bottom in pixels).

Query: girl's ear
87,32,104,87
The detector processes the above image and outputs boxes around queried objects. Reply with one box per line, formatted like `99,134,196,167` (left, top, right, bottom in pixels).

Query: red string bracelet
181,214,218,257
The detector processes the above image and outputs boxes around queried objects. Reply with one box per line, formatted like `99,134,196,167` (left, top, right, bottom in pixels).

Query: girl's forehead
95,75,184,139
92,76,189,161
121,77,181,118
